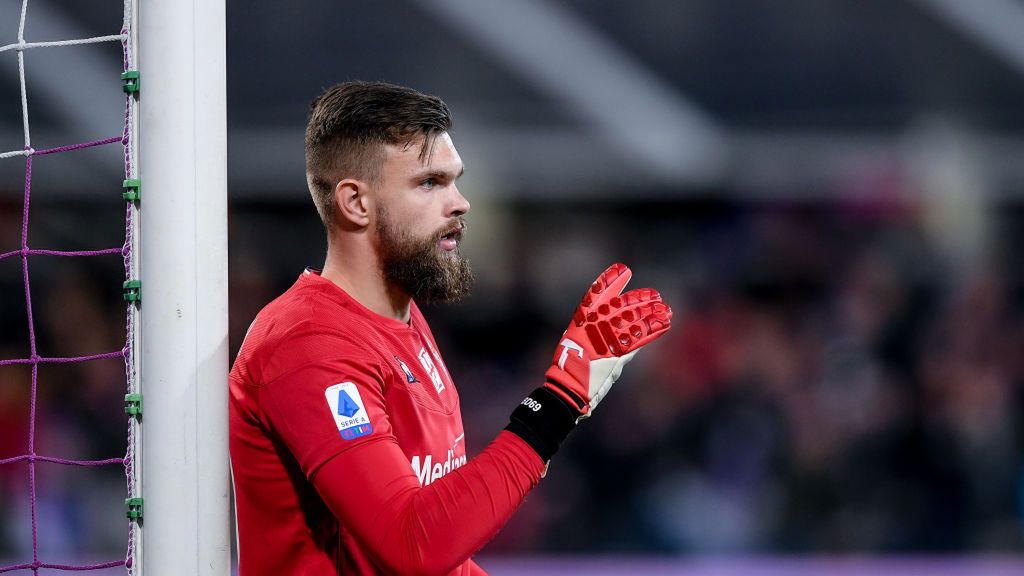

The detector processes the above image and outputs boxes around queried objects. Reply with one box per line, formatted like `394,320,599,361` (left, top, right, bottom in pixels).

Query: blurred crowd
471,196,1024,555
1,179,1023,560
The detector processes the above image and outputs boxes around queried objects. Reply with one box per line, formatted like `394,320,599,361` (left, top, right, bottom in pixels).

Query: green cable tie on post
123,279,141,303
125,497,144,520
123,179,141,202
125,393,143,417
121,70,140,94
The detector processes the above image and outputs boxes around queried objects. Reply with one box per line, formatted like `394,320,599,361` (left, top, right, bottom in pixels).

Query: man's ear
334,178,371,229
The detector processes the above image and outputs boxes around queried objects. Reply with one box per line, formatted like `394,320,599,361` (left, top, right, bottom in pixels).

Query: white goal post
138,0,230,573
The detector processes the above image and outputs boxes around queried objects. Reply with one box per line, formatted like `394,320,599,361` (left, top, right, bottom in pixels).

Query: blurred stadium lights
7,1,1024,200
912,0,1024,77
411,0,730,186
731,129,1024,197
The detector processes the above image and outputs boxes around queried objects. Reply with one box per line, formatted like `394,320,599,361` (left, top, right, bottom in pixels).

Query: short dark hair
304,81,452,234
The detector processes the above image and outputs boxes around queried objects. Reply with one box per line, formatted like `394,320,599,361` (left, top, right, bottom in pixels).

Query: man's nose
448,185,470,217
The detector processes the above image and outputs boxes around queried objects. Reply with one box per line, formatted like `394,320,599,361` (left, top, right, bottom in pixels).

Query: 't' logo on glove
557,338,584,369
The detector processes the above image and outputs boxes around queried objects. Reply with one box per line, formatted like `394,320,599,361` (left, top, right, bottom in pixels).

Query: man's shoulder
256,301,368,353
233,277,375,384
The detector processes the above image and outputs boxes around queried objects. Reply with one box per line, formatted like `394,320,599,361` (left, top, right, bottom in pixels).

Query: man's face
373,132,473,303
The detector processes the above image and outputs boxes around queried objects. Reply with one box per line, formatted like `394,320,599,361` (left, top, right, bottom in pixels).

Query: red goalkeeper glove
543,262,672,418
506,263,672,461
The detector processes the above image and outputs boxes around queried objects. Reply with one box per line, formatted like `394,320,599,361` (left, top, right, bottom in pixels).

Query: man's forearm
313,431,543,576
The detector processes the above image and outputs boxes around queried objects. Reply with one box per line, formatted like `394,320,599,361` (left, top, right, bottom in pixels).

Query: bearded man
229,81,672,575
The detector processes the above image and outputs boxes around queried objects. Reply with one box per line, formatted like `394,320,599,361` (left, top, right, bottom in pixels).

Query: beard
375,203,473,304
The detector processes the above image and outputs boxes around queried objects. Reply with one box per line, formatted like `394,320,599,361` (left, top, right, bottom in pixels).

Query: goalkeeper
229,81,672,576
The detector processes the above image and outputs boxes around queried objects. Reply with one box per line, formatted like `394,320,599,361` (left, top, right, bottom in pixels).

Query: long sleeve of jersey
257,343,546,576
314,431,542,575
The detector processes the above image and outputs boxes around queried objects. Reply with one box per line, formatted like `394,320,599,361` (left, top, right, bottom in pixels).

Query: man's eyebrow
414,166,465,180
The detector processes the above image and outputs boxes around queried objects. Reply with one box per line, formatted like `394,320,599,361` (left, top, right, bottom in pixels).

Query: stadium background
1,0,1023,570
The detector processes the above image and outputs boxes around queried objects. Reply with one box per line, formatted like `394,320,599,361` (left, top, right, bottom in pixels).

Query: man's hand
506,263,672,462
543,263,672,418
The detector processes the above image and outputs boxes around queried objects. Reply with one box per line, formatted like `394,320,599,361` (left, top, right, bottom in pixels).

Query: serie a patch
324,382,372,440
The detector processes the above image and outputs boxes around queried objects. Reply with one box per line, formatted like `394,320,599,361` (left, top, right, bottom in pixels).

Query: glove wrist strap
505,386,578,462
542,374,588,413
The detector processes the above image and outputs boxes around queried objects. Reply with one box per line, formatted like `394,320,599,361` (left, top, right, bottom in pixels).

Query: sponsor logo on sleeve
324,382,372,440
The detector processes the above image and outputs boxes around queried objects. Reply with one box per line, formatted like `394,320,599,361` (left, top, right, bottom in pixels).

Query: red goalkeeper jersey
230,269,544,575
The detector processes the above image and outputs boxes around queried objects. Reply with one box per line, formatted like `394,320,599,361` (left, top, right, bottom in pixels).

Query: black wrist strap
505,386,579,462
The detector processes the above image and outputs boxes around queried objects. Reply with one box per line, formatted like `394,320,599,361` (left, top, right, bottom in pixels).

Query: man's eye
420,178,436,189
